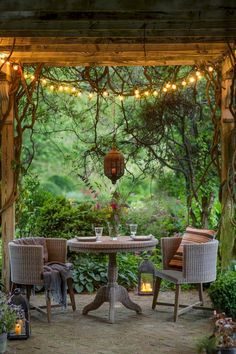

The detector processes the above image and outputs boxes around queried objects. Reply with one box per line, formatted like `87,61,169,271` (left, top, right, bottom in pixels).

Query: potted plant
214,313,236,354
197,312,236,354
0,292,19,353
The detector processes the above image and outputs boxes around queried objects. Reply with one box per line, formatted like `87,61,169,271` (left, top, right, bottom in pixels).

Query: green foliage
72,254,108,293
208,271,236,319
196,336,217,354
0,292,18,334
127,197,186,240
71,252,143,293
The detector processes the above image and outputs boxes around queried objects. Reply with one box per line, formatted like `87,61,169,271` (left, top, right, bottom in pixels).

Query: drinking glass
94,227,103,242
129,224,138,238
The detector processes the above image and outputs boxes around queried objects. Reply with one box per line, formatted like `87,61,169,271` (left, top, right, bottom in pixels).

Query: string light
20,66,211,101
103,90,109,97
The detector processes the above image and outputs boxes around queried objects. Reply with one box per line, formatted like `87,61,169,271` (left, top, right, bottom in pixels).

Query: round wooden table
68,236,158,323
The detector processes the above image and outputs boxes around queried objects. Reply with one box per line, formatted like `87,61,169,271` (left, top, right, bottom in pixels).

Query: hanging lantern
104,147,124,184
8,288,30,340
138,259,155,296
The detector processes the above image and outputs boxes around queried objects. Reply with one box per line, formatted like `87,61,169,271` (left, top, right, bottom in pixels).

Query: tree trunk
220,58,236,269
0,68,15,291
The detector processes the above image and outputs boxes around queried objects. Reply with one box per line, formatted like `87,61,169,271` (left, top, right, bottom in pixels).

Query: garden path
7,290,212,354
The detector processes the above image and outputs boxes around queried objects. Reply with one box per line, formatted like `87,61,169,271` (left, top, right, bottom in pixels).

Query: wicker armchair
152,237,218,321
9,237,76,322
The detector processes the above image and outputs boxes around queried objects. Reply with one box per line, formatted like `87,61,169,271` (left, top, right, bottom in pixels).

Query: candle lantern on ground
8,288,30,340
138,259,155,295
104,147,124,184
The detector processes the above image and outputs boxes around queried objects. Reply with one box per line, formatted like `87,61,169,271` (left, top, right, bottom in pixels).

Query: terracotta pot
0,333,7,354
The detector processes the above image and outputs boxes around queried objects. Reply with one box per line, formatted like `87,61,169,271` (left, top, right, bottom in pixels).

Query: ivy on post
220,56,236,269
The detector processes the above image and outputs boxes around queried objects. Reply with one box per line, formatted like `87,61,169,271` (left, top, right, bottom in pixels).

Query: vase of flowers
0,291,21,353
106,191,127,240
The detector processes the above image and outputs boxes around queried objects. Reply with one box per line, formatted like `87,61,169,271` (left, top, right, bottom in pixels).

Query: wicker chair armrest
9,243,44,285
183,240,218,283
46,238,67,263
161,237,182,269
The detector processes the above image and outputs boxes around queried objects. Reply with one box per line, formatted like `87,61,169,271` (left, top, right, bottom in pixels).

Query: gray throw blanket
43,262,72,308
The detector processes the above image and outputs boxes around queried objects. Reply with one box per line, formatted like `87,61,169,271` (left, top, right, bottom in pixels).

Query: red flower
110,202,118,210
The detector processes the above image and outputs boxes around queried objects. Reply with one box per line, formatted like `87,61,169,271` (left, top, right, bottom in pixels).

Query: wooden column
220,58,235,269
0,68,15,291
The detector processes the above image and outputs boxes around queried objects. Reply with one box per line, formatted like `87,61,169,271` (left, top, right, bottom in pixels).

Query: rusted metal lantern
8,288,30,340
104,147,124,184
138,259,155,296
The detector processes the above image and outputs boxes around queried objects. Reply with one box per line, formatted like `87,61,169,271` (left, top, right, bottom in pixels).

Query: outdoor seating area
6,290,214,354
0,2,236,354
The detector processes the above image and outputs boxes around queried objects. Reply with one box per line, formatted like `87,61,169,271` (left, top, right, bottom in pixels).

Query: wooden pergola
0,1,235,289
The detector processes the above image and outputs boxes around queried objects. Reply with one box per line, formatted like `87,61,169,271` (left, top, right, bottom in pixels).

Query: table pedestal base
82,253,142,323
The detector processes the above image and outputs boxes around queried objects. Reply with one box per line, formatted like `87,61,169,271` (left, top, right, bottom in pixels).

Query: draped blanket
43,262,72,308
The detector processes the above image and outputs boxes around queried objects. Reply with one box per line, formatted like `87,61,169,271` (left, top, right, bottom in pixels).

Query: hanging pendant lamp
104,146,124,184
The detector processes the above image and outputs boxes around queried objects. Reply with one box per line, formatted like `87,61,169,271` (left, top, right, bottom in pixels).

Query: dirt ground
7,290,213,354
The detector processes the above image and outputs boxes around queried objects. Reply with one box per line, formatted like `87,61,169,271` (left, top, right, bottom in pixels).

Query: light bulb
144,90,149,96
118,95,124,101
50,85,54,90
166,83,171,89
189,77,195,83
208,66,213,72
153,90,158,96
103,90,108,97
134,89,139,95
163,87,167,92
182,80,187,86
172,84,177,90
72,87,76,92
42,79,47,85
59,86,63,91
13,64,19,71
196,71,201,76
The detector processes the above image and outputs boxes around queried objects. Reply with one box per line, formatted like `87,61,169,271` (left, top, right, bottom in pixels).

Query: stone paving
7,290,213,354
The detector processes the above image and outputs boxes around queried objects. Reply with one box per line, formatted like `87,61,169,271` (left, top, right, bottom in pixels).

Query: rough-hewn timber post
220,58,235,269
0,68,15,291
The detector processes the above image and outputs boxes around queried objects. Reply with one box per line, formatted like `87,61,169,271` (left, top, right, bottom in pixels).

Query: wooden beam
0,0,235,12
0,39,229,66
0,66,15,291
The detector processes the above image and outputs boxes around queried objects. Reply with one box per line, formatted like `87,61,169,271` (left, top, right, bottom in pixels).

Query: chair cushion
13,237,49,263
168,227,215,270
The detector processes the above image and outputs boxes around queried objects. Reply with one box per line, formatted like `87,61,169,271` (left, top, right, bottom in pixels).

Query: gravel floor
7,290,213,354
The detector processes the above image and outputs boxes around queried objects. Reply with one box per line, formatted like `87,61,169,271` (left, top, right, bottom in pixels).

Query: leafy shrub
208,271,236,319
72,254,108,293
71,252,143,293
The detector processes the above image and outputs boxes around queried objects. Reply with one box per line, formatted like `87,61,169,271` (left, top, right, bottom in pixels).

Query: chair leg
174,284,181,322
152,277,162,310
67,278,76,311
46,291,51,323
198,283,204,306
25,285,32,302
